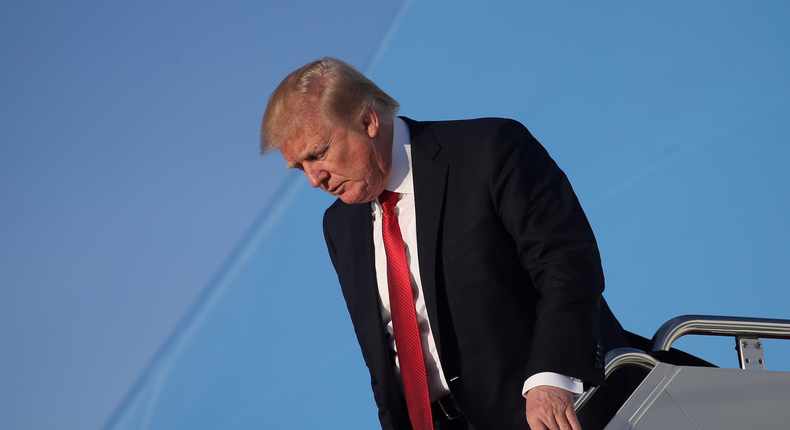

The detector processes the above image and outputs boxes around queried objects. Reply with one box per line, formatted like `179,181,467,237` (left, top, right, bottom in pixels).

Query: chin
338,195,369,205
337,188,376,205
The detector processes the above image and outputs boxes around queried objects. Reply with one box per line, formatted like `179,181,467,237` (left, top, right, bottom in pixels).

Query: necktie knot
379,190,399,213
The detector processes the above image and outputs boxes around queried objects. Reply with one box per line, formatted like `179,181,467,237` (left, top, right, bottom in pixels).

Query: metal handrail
649,315,790,353
575,315,790,413
574,348,659,412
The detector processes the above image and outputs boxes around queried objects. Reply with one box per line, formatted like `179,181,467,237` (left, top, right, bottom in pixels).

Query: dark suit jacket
323,118,634,429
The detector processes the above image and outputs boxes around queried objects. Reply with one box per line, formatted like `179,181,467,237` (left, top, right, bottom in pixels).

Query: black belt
432,393,462,420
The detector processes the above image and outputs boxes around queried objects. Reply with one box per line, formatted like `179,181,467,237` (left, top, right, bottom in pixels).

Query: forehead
279,114,333,161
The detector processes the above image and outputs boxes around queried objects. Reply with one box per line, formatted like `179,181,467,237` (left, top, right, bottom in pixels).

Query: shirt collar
384,116,413,194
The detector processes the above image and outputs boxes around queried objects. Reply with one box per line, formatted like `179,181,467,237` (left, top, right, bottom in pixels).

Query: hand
525,386,581,430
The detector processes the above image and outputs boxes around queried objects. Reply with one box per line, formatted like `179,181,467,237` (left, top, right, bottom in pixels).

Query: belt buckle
436,393,461,420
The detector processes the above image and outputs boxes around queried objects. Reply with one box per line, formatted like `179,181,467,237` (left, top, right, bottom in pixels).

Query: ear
361,106,380,139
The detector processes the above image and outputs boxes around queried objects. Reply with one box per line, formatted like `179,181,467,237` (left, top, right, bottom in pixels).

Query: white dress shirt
371,117,582,402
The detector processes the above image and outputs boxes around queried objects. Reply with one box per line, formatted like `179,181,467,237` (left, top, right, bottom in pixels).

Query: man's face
279,107,392,204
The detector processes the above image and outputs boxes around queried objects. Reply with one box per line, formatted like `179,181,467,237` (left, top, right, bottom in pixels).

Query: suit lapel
343,203,388,344
403,118,449,357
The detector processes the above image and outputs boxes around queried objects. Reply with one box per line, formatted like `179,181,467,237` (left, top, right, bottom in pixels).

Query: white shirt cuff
522,372,584,398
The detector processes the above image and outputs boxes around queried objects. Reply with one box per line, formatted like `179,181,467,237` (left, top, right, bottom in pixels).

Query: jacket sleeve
322,208,403,430
486,120,606,385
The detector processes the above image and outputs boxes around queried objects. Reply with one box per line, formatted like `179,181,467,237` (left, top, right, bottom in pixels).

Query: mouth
326,182,344,195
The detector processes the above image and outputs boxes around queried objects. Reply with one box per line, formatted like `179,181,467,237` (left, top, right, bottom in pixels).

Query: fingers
525,386,582,430
566,402,582,430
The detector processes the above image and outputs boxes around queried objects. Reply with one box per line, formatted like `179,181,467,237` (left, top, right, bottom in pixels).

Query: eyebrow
284,141,327,169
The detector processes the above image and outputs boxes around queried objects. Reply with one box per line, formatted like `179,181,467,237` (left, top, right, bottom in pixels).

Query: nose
303,162,328,189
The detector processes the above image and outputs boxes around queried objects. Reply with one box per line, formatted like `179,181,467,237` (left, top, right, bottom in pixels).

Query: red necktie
379,190,433,430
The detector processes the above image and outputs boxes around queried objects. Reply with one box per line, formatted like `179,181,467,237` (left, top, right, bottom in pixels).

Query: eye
307,147,328,162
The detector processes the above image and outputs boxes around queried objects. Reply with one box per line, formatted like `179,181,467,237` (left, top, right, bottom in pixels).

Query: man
260,58,637,430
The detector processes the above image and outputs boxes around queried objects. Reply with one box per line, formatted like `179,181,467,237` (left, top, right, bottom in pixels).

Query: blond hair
260,57,399,154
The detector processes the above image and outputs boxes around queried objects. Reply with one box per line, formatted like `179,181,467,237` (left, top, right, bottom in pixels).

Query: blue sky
2,1,789,429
